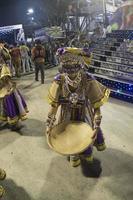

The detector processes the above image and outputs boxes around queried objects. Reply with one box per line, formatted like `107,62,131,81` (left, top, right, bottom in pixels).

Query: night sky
0,0,43,26
0,0,71,28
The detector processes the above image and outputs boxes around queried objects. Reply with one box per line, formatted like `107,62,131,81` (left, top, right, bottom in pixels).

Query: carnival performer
0,43,11,69
0,64,28,131
20,42,30,73
46,47,110,167
0,168,6,198
31,40,45,84
10,43,21,78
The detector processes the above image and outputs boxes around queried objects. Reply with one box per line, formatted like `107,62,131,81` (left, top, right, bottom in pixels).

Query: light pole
26,8,35,41
27,8,35,23
112,0,115,9
103,0,107,27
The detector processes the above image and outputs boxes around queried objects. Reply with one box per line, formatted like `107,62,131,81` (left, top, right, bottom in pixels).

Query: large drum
47,121,95,155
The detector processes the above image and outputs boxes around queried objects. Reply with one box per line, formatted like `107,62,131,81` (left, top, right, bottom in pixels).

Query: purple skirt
0,89,28,124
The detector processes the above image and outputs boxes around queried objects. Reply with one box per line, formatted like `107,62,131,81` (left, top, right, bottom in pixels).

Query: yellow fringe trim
95,143,106,151
7,116,19,125
93,89,110,109
21,115,28,121
0,114,27,125
70,159,81,167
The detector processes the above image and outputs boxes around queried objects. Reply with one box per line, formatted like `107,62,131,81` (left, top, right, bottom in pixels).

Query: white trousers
22,58,30,73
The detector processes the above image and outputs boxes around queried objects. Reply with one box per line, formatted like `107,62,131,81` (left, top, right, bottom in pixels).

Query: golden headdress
57,47,93,66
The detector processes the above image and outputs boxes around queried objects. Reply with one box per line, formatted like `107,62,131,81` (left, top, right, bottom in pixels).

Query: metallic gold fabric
0,169,6,180
48,73,110,109
0,186,5,198
0,64,11,79
48,81,61,106
86,80,110,108
57,47,92,66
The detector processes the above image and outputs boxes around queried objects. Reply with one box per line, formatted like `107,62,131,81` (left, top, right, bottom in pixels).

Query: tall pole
112,0,115,12
103,0,107,27
76,0,80,32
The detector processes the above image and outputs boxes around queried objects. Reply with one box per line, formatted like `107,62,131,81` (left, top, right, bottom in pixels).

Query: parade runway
0,67,133,200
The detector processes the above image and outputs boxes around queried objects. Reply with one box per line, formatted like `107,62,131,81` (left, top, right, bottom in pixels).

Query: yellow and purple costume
0,65,28,126
47,47,110,167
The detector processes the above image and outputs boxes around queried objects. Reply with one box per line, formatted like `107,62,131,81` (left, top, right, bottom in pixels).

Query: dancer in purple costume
0,65,28,131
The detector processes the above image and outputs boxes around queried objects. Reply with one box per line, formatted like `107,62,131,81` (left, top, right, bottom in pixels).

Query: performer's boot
0,169,6,180
0,186,5,198
83,155,102,178
69,156,81,167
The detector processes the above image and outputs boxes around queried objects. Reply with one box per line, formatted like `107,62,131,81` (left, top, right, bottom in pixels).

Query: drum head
47,121,94,155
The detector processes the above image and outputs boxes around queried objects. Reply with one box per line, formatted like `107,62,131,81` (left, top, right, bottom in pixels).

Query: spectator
10,43,21,77
31,40,45,84
20,42,30,73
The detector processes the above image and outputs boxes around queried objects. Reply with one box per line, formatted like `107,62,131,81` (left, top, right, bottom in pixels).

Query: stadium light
27,8,34,15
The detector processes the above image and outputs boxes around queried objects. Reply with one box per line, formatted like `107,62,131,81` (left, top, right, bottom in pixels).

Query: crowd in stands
1,30,133,79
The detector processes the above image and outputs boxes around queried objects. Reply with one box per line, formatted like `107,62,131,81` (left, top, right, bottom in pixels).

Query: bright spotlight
27,8,34,14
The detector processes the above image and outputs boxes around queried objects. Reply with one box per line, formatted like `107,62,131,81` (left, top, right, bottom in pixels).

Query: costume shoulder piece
85,71,110,108
48,73,62,107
